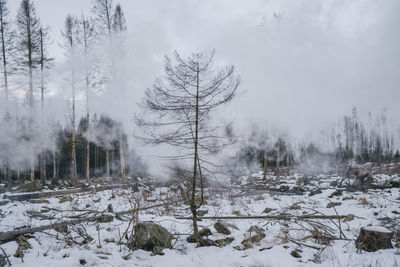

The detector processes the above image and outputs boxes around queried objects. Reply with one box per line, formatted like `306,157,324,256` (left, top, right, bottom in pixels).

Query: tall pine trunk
29,65,35,183
71,69,77,184
106,150,110,177
119,135,125,178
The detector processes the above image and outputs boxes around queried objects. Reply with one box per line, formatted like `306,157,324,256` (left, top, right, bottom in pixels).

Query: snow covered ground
0,172,399,267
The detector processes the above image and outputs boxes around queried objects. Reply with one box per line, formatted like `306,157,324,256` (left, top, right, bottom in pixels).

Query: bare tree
78,15,96,183
15,0,42,182
137,50,240,243
93,0,128,179
61,15,79,184
0,0,12,104
112,3,127,179
92,0,113,38
39,26,53,185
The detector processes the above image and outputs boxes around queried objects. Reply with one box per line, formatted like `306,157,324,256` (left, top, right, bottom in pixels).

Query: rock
14,235,31,258
79,259,87,265
199,227,212,237
262,208,276,214
197,238,217,247
355,226,393,252
59,196,73,203
326,202,342,208
197,210,208,216
214,222,231,235
187,228,212,243
54,224,69,234
279,185,289,192
291,249,302,258
291,186,306,194
186,235,197,243
0,200,9,206
215,237,234,247
309,188,322,196
133,222,174,251
329,190,342,198
106,204,113,212
241,226,265,249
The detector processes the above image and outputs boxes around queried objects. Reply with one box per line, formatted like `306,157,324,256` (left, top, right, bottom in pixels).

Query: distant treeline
237,107,400,170
0,114,146,185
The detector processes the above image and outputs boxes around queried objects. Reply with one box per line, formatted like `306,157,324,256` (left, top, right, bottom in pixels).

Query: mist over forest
0,1,399,266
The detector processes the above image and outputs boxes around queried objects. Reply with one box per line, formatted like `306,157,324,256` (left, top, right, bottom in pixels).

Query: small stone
214,222,231,235
186,235,197,243
54,224,68,234
329,190,342,198
262,208,275,214
197,210,208,216
291,249,301,258
79,259,87,265
199,227,212,237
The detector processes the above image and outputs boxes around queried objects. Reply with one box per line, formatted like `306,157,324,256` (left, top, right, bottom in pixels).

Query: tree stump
355,226,393,252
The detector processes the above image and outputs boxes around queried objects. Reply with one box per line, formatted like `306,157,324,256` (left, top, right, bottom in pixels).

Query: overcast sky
7,0,400,162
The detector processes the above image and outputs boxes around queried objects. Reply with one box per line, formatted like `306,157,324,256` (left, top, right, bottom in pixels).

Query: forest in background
0,0,398,187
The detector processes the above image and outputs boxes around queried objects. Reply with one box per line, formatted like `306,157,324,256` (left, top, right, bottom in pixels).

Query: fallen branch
0,245,11,266
0,203,164,243
4,184,132,201
174,214,350,220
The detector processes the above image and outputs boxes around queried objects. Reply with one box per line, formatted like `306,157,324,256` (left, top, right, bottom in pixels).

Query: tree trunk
190,64,200,241
30,153,35,183
71,69,77,184
119,136,125,178
0,12,8,102
29,66,35,183
355,227,393,252
276,143,280,171
262,152,268,179
53,149,57,180
106,150,110,177
40,30,46,185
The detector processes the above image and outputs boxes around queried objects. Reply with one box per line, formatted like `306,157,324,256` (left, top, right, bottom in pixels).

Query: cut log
355,226,393,252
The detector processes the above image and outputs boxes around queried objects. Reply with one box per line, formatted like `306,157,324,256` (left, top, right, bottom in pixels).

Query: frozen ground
0,172,399,267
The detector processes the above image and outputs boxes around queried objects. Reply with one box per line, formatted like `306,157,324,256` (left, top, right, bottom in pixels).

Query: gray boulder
214,222,231,235
133,222,174,251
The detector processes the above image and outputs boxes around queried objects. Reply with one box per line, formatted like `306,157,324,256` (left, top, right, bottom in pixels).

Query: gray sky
6,0,400,164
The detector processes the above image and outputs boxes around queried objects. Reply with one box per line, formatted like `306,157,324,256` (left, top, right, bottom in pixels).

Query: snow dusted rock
133,222,174,252
186,228,212,243
356,226,394,252
214,222,231,235
199,227,212,237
